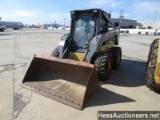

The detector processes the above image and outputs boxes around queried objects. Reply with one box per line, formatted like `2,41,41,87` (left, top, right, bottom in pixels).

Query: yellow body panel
67,41,115,61
96,40,115,52
155,39,160,85
68,52,85,61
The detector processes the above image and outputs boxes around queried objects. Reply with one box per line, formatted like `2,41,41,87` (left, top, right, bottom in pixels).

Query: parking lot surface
0,28,160,120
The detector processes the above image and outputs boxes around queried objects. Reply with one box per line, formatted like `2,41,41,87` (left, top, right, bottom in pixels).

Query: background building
0,21,24,29
110,18,140,28
141,22,160,29
0,17,24,29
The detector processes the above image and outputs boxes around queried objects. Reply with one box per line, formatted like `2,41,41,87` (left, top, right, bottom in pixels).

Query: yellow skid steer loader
21,9,121,109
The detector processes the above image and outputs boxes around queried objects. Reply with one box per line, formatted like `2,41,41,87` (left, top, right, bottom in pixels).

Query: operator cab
70,9,99,52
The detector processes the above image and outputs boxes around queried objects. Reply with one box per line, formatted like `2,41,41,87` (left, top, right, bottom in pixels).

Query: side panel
97,29,116,46
87,30,116,63
96,41,115,53
88,36,98,63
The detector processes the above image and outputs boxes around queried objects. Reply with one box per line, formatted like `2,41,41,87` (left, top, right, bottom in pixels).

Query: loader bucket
21,54,99,110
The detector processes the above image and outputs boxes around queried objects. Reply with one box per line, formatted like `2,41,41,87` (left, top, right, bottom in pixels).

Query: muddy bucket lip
20,82,84,110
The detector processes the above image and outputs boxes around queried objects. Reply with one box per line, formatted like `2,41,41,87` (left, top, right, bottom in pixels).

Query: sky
0,0,160,25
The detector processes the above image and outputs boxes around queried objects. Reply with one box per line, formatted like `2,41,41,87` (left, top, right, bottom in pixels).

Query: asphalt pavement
0,28,160,120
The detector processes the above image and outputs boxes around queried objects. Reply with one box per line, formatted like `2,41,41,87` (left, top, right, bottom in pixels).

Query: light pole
154,11,157,23
64,19,65,26
119,10,124,28
54,21,56,26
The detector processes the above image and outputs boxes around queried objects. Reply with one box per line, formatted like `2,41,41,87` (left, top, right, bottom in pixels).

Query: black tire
51,47,59,57
95,52,113,81
145,39,160,92
111,46,122,69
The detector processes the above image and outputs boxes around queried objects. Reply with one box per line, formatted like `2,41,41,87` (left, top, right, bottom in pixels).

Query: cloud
0,10,41,24
131,1,160,14
0,10,41,18
128,1,160,22
85,0,121,7
49,13,70,21
12,10,41,18
91,0,111,6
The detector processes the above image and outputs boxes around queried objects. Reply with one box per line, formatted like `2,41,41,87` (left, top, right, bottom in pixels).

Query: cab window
99,15,108,34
